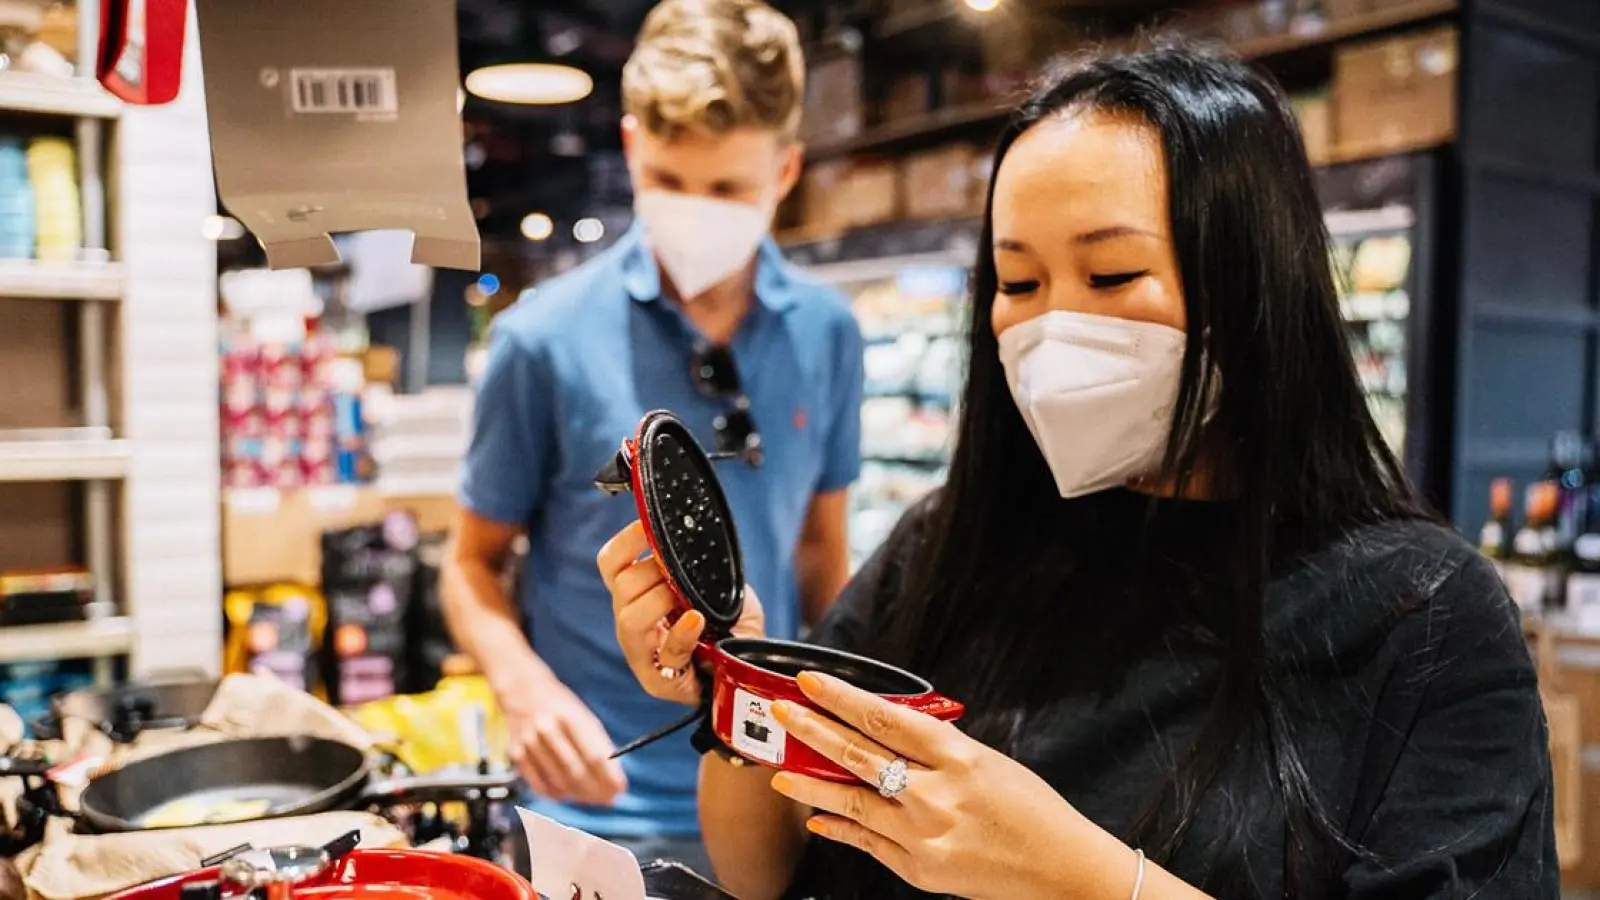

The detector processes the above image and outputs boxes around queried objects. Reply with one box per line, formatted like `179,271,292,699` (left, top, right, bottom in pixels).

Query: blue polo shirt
458,224,864,837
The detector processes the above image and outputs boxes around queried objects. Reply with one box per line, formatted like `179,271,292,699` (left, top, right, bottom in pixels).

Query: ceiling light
573,218,605,244
521,213,555,242
965,0,1001,10
465,63,593,105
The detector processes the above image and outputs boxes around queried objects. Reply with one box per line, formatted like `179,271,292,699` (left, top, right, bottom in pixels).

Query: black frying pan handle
353,771,519,809
0,756,51,779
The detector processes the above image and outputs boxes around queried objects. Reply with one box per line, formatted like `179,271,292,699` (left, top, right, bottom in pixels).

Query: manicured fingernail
797,672,826,695
772,700,804,724
805,817,827,837
770,773,794,794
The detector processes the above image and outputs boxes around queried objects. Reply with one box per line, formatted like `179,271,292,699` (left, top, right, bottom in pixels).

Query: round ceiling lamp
521,212,555,242
965,0,1001,10
466,63,593,105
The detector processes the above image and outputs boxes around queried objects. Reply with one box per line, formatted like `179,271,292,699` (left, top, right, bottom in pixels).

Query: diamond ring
877,756,910,799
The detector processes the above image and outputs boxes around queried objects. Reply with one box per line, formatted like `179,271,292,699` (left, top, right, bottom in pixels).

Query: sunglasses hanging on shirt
690,344,764,468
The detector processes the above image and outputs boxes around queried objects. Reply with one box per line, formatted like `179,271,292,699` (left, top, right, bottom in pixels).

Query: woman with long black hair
598,41,1556,899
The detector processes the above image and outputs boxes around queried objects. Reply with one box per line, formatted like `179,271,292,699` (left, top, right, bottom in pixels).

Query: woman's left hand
770,671,1138,900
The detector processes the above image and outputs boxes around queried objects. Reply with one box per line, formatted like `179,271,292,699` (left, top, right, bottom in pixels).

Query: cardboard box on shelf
193,0,479,273
800,158,901,232
883,73,931,123
844,159,901,227
800,160,851,233
1333,26,1458,159
222,485,457,586
364,345,401,387
1292,93,1335,165
903,144,985,221
800,55,864,146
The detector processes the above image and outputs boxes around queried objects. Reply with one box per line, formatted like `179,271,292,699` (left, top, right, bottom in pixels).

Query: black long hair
823,41,1422,899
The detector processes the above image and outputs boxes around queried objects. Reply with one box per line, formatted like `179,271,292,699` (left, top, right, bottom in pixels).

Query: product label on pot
731,688,786,766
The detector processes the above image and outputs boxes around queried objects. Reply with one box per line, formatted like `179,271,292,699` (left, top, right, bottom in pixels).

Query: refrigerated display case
785,222,979,568
786,154,1447,565
1315,152,1444,506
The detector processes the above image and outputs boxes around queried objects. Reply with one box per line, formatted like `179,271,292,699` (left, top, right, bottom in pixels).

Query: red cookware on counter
106,835,536,900
595,410,964,783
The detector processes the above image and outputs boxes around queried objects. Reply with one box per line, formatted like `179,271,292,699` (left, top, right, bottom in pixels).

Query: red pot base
708,638,964,783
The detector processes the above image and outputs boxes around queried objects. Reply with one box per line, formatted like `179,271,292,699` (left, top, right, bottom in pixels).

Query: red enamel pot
595,410,964,784
106,847,537,900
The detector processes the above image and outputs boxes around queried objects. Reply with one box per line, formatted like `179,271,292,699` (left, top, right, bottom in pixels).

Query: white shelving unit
0,1,221,684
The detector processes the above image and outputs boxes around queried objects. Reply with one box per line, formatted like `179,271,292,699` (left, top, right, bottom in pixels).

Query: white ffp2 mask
635,189,772,300
997,310,1188,499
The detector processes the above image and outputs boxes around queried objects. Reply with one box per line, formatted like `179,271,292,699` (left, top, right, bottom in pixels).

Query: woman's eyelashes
1088,270,1150,290
998,279,1041,296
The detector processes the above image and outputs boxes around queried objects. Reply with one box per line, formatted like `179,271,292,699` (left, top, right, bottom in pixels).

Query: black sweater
789,490,1558,899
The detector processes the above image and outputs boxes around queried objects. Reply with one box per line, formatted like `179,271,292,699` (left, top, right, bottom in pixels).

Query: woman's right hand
598,520,766,706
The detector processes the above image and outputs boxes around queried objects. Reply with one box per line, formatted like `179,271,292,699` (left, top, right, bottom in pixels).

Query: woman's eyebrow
1075,225,1163,244
994,226,1164,253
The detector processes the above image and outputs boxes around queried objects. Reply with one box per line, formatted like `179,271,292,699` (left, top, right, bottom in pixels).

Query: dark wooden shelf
1233,0,1459,60
875,5,960,42
804,0,1461,163
808,98,1014,162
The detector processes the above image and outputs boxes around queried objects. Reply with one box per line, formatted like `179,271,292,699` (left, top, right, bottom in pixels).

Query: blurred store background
0,0,1598,890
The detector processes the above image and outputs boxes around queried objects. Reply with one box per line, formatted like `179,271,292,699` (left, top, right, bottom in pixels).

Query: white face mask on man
997,309,1189,499
635,189,774,300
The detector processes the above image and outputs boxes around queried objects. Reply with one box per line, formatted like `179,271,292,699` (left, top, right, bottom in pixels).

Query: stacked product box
221,332,363,489
0,660,94,732
0,138,35,259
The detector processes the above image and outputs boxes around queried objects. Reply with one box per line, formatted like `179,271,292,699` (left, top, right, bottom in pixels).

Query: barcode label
289,68,398,115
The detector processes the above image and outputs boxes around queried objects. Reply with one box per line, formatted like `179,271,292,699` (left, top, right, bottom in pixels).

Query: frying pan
594,410,963,784
31,677,218,743
72,736,516,835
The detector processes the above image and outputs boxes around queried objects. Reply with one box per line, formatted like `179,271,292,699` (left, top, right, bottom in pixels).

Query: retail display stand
0,0,220,685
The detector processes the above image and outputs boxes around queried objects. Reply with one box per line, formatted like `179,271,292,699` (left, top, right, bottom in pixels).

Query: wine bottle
1478,478,1513,579
1505,482,1561,618
1548,431,1588,549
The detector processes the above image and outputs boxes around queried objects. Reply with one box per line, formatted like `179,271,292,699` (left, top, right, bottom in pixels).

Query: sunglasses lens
693,348,742,397
715,410,761,461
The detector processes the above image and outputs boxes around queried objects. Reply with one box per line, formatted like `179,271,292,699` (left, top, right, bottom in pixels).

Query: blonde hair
623,0,805,142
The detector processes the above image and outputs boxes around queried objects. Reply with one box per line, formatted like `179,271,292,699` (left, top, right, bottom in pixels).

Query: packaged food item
26,137,80,262
349,673,509,773
321,511,420,706
224,583,329,699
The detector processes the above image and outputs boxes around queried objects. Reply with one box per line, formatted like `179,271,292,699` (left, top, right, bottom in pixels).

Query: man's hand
494,660,628,806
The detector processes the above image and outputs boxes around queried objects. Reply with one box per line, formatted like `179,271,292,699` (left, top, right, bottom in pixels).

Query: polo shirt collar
618,221,798,313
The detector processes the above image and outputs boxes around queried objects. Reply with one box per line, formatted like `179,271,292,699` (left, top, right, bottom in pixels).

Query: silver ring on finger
877,756,910,800
652,648,687,681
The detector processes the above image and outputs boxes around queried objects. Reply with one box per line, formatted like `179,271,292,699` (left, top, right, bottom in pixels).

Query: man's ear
621,114,638,163
774,141,804,204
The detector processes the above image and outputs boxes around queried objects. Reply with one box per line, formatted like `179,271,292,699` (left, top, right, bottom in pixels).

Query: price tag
307,485,360,512
227,487,282,516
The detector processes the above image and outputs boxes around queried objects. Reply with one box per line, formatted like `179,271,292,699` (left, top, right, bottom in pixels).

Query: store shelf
0,72,121,119
0,617,136,663
1234,0,1460,61
808,98,1013,162
0,259,125,301
0,429,131,481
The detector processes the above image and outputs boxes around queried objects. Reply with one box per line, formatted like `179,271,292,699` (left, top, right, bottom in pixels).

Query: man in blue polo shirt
442,0,862,875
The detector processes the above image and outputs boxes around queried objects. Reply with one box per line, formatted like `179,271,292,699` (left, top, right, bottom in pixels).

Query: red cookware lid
595,410,745,638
